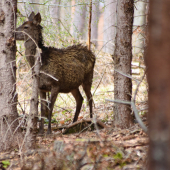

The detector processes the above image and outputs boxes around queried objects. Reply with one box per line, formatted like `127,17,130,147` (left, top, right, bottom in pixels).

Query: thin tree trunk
103,0,117,54
133,0,147,55
113,0,134,128
50,0,61,30
91,0,99,48
146,0,170,169
71,0,87,40
0,0,22,151
24,53,40,149
88,0,92,50
59,0,72,38
18,0,39,17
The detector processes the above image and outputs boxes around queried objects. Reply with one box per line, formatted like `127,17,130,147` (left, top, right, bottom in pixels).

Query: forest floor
3,49,149,169
0,103,148,170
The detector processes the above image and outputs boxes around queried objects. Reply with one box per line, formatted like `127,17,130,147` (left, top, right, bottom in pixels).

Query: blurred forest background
16,0,148,125
0,0,155,169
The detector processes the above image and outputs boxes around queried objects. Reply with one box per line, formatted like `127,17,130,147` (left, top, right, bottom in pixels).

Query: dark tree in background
103,0,117,54
91,0,99,48
50,0,61,28
113,0,134,128
146,0,170,169
18,0,39,16
72,0,87,40
0,0,22,151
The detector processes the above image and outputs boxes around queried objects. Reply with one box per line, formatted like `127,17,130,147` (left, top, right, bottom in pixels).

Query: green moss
113,152,123,159
2,160,10,168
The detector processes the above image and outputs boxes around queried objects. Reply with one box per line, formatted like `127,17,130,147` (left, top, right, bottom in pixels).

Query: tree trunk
18,0,40,17
103,0,117,54
71,0,87,40
50,0,61,28
113,0,134,128
0,0,22,151
133,0,147,55
87,0,92,50
91,0,99,48
59,0,72,38
146,0,170,169
24,52,40,149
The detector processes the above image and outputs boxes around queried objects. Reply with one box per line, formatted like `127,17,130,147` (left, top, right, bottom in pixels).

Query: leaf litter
0,104,148,170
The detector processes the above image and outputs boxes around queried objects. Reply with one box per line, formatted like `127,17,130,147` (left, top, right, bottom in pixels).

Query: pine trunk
113,0,134,128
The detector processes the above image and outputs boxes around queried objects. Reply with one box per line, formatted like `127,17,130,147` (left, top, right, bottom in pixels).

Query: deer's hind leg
82,70,94,118
47,86,59,134
82,82,93,118
71,88,83,122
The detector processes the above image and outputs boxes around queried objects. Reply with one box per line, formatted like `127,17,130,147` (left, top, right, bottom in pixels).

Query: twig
105,99,148,133
60,118,107,134
78,122,93,135
17,1,98,7
18,102,25,115
88,0,92,50
92,115,104,146
93,155,102,170
114,68,140,83
40,71,58,82
92,67,106,97
133,70,146,103
55,105,72,114
76,142,89,170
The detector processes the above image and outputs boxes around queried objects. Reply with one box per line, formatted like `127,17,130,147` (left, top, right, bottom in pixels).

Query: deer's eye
24,26,29,29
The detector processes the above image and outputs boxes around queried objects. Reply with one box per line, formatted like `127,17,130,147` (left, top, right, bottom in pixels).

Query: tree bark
133,0,147,55
146,0,170,169
59,0,72,37
0,0,22,151
113,0,134,128
18,0,40,17
103,0,117,54
50,0,61,28
24,52,40,149
91,0,99,48
88,0,92,50
71,0,87,40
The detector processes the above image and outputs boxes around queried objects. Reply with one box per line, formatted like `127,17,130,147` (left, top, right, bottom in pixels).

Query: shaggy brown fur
16,12,95,134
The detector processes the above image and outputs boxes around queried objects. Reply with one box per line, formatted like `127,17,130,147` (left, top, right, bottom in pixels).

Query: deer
15,12,96,134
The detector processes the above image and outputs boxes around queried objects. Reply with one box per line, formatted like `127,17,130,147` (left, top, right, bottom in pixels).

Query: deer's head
15,12,42,41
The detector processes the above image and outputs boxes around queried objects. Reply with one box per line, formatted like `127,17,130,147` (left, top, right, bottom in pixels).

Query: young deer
15,12,95,134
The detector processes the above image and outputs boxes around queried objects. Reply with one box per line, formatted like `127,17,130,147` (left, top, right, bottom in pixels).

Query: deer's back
39,44,95,93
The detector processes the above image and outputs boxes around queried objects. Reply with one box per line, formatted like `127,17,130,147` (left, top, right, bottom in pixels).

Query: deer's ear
28,12,35,21
33,12,41,25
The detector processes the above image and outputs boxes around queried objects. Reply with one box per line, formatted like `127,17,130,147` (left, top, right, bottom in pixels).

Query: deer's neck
24,39,38,68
